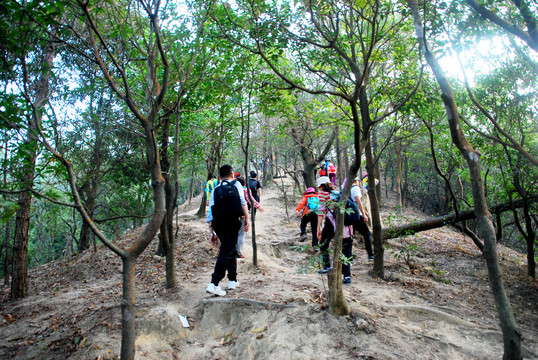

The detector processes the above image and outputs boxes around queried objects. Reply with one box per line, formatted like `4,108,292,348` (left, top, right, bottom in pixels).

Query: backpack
330,191,361,225
248,178,260,200
307,196,320,212
343,198,361,225
211,180,244,229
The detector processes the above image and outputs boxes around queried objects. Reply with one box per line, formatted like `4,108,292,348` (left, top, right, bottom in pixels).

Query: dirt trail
1,178,537,359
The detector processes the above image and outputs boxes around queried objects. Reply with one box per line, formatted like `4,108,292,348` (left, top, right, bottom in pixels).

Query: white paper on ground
178,315,190,328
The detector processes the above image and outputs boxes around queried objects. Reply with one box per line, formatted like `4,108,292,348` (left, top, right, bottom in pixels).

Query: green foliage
1,201,19,224
390,238,422,269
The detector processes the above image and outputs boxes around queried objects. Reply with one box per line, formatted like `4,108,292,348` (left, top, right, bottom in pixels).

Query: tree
42,1,171,358
407,1,522,358
0,0,59,299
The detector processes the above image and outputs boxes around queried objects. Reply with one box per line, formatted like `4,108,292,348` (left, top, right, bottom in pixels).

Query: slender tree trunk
336,124,342,186
120,257,136,360
395,141,403,208
408,1,522,357
196,132,222,218
2,224,12,286
372,126,382,206
366,139,384,278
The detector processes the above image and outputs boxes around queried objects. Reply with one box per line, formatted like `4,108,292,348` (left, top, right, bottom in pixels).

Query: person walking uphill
205,173,218,207
316,176,355,284
295,187,320,247
206,165,250,296
248,171,262,218
351,177,374,261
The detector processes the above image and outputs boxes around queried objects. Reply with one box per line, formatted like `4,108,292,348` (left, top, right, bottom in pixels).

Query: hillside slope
1,180,537,359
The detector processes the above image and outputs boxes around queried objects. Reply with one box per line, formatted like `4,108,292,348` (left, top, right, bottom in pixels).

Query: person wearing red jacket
295,187,320,247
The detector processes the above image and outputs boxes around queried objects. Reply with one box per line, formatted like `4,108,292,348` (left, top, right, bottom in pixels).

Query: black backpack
211,180,244,229
248,178,259,200
331,191,361,225
344,197,361,225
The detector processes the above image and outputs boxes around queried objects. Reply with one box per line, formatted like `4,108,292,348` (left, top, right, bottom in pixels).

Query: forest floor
0,178,537,360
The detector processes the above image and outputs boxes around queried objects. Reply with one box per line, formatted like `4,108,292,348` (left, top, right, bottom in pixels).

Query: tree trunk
156,112,177,288
2,223,12,286
11,160,35,300
11,37,56,299
408,1,522,357
120,257,136,360
196,132,222,218
292,123,336,189
382,197,535,242
328,212,350,316
78,182,96,252
372,126,382,206
335,125,342,186
366,139,384,278
395,141,403,208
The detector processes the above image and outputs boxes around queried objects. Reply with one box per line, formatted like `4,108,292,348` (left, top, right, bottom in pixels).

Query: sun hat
306,187,315,193
316,176,330,188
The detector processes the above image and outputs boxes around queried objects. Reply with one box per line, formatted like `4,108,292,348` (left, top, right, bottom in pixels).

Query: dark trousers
300,211,319,246
211,224,240,286
342,237,353,277
354,217,373,257
320,217,334,269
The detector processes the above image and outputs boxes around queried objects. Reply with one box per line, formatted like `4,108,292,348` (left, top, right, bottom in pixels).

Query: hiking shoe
206,283,226,296
228,280,239,290
343,277,352,284
299,234,307,242
368,255,374,261
318,267,332,274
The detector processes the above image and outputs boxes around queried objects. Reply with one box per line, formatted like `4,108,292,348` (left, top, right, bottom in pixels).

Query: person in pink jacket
295,187,320,247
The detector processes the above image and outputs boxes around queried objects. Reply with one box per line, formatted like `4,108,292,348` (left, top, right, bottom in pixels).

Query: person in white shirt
350,177,374,261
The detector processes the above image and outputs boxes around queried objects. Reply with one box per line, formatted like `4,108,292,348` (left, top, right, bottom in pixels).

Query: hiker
318,160,327,177
351,177,374,261
236,176,264,258
204,173,218,207
295,187,320,247
206,165,250,296
362,172,379,191
327,161,337,187
248,171,262,215
316,176,355,284
248,171,262,201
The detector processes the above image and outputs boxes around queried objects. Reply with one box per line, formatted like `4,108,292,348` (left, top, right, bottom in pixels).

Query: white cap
316,176,330,188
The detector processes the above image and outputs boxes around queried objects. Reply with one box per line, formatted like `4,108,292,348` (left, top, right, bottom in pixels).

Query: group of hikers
204,163,374,297
316,157,337,186
296,174,374,284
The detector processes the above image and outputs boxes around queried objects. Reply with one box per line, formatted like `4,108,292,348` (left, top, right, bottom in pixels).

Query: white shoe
228,281,239,290
206,283,226,296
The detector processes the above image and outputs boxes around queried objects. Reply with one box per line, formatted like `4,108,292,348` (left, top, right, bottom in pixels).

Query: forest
0,0,536,359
